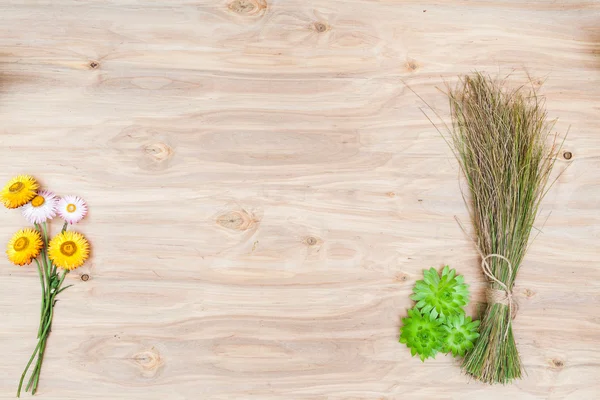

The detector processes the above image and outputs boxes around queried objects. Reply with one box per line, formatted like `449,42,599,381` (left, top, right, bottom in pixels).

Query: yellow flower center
9,182,24,193
60,241,77,257
31,195,45,207
66,204,77,213
14,237,30,252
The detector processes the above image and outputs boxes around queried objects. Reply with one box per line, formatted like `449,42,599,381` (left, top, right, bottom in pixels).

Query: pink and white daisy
22,190,58,224
57,195,88,224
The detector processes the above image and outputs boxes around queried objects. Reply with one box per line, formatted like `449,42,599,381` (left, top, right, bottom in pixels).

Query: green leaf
467,320,480,330
422,270,434,285
446,269,456,281
429,268,440,285
411,293,426,301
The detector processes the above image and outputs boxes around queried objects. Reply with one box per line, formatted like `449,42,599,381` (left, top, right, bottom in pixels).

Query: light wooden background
1,1,599,399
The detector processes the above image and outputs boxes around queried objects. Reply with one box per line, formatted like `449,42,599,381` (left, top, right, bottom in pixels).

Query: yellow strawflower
1,175,39,209
48,231,89,270
7,229,43,266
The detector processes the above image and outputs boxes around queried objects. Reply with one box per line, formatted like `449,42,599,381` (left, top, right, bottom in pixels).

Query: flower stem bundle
443,73,561,384
2,175,90,396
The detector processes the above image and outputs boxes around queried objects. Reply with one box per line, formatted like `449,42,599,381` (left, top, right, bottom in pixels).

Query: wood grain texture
1,1,599,399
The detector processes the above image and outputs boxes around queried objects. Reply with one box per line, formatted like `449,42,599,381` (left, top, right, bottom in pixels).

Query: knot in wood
313,21,328,33
305,236,318,246
216,210,258,231
143,142,173,162
228,0,267,16
132,346,164,378
406,59,419,72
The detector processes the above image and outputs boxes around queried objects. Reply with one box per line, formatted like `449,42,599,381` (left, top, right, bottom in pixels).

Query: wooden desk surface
1,1,599,399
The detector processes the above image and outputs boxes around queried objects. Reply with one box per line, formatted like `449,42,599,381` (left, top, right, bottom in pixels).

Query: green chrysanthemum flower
442,313,480,357
399,307,447,361
411,266,469,320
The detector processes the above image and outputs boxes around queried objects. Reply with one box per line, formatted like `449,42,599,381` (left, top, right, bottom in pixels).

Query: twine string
480,254,516,340
454,216,517,340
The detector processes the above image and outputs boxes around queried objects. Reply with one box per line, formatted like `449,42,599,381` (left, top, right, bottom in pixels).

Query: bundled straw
442,73,561,384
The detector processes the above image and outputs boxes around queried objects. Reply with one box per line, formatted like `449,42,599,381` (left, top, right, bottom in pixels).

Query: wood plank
0,1,599,398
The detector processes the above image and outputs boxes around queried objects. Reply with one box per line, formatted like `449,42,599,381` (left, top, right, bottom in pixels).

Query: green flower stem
40,223,56,327
18,299,50,396
35,223,48,275
19,271,70,397
19,228,53,396
16,304,53,398
31,307,54,395
31,339,47,394
25,335,45,392
27,316,50,394
55,270,69,292
18,220,72,397
33,258,45,294
17,335,43,397
35,223,52,313
42,222,52,278
33,258,46,338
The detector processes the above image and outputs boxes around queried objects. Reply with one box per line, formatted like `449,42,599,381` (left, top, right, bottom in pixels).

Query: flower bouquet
1,175,90,396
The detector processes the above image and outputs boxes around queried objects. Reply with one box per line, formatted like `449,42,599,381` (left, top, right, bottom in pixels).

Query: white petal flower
57,195,88,224
22,190,58,224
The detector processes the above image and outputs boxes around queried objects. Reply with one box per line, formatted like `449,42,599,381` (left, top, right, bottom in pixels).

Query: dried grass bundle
443,73,562,384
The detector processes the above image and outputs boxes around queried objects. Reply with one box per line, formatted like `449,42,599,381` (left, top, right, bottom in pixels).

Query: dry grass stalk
442,73,562,384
